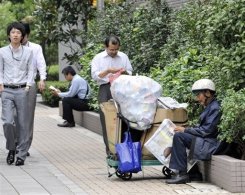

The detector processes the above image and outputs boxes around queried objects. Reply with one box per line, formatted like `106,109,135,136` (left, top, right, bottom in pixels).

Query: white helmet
192,79,215,92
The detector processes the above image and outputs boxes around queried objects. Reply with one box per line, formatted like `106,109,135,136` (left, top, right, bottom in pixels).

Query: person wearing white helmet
165,79,221,184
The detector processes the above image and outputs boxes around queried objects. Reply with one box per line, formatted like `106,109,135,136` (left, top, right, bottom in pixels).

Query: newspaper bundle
144,119,197,171
144,119,175,164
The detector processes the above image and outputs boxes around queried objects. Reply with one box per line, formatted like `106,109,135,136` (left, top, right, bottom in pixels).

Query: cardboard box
100,101,121,154
101,102,188,158
142,107,188,159
153,107,188,123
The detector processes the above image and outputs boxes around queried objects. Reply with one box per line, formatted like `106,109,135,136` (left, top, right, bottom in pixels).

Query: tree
0,1,16,47
33,0,95,66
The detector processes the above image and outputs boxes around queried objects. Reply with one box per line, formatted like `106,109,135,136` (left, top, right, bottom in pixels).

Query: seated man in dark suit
166,79,221,184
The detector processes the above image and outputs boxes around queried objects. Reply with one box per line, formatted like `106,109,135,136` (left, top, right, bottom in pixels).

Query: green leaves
219,89,245,158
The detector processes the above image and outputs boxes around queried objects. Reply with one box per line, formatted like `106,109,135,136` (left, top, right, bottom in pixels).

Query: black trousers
98,83,112,154
169,132,194,172
62,97,89,123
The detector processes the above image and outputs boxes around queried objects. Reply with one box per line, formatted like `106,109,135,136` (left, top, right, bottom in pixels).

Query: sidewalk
0,97,233,195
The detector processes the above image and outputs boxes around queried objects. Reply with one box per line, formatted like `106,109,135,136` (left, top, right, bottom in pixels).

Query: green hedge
47,64,59,81
41,81,69,107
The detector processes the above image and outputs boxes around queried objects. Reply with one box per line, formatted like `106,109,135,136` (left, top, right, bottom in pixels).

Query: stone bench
198,155,245,193
59,101,102,135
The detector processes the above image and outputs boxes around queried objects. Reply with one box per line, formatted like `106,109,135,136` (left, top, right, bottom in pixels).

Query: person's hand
51,89,60,96
38,80,46,92
119,68,128,75
107,68,122,74
0,84,4,93
174,126,185,132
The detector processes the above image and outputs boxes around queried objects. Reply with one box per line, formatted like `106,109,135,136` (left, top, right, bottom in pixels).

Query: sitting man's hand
51,89,61,96
174,126,185,132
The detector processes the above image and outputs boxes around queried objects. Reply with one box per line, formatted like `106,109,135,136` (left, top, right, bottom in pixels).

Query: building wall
129,0,189,9
165,0,189,9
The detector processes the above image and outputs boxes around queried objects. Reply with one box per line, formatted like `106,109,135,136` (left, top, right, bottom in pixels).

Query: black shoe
189,171,203,182
166,173,189,184
15,157,24,166
6,150,15,165
57,121,75,127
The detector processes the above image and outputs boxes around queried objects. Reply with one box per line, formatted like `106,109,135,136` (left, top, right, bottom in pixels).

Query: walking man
0,22,34,166
15,22,47,156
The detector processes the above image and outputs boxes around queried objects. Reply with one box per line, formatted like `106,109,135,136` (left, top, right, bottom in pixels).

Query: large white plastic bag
110,75,162,130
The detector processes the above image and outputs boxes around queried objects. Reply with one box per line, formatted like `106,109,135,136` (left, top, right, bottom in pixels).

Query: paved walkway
0,97,237,195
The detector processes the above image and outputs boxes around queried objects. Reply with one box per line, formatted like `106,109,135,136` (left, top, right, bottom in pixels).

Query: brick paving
0,97,237,195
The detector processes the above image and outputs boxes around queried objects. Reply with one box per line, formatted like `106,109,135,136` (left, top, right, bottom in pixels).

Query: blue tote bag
116,131,142,173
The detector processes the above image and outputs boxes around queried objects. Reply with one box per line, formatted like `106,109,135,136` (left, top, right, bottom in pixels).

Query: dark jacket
185,98,221,160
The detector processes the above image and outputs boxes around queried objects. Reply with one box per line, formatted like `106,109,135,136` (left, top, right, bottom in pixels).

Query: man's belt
100,82,110,86
4,84,26,89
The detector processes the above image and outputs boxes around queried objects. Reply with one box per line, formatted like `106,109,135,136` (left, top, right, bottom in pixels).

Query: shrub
41,81,69,107
47,64,59,81
79,43,103,111
219,89,245,160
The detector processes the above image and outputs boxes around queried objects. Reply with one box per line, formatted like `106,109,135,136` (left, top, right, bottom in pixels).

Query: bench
59,101,102,135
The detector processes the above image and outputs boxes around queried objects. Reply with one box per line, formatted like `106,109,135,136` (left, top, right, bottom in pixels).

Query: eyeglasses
9,46,24,61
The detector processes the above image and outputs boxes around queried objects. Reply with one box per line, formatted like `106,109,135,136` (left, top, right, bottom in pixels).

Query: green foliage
8,0,35,21
79,43,103,111
86,1,172,73
219,89,245,160
33,0,95,65
149,48,208,122
154,0,245,157
0,1,16,47
47,64,59,81
41,81,69,107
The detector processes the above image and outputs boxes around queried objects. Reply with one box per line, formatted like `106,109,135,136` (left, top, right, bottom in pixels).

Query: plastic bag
111,75,162,130
116,131,142,173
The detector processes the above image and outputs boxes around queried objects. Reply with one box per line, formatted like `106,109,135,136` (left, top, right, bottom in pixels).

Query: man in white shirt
91,35,133,155
16,22,47,156
0,22,34,166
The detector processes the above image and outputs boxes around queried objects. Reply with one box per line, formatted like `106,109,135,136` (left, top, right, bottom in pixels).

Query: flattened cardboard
100,101,121,154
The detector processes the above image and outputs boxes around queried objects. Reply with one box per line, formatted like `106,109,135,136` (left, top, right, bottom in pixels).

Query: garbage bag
111,75,162,130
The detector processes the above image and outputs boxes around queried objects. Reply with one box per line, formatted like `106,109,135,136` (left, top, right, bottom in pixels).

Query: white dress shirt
91,50,133,85
0,44,34,86
27,41,47,82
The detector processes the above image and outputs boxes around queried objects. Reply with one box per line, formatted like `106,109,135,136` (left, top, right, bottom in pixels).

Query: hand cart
100,100,175,180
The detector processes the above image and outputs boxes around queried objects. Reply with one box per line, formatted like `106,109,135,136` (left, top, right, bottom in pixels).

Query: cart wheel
121,172,132,181
162,166,174,177
116,170,122,178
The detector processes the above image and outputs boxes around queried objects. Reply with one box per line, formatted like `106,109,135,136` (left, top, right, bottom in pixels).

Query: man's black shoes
15,157,24,166
166,173,189,184
57,121,75,127
6,150,15,165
